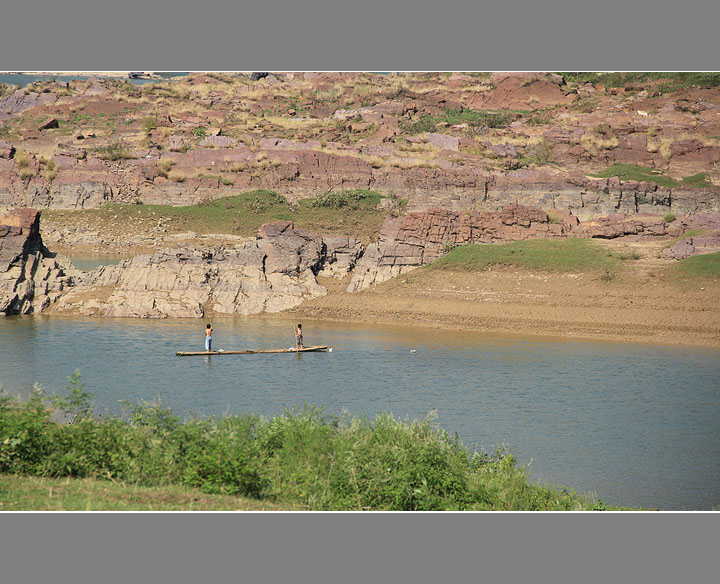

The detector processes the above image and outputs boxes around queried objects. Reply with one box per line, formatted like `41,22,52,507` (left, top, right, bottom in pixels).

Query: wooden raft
176,345,329,356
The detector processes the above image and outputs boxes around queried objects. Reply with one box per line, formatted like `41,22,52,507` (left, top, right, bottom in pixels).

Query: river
0,315,718,510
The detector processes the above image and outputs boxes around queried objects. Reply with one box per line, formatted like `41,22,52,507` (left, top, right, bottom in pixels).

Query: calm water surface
1,315,718,510
0,73,186,87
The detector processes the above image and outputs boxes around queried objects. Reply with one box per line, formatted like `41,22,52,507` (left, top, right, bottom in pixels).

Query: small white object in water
329,348,333,352
410,349,417,353
218,349,224,353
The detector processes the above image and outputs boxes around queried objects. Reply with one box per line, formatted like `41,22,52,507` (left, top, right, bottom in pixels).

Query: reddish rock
38,118,60,130
663,230,720,259
257,220,294,239
426,133,460,151
199,135,237,148
169,135,186,152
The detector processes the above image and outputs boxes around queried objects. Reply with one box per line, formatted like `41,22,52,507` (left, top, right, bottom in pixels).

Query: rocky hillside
1,72,720,220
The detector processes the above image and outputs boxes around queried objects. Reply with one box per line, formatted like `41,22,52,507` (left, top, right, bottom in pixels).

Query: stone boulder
662,230,720,259
425,133,460,151
38,118,59,131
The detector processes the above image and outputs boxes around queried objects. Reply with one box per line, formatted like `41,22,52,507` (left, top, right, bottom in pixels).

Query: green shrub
142,116,158,134
663,212,677,223
309,189,379,210
0,388,608,510
95,142,132,161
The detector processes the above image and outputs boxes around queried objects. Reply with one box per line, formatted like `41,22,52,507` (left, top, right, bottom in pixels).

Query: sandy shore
283,253,720,348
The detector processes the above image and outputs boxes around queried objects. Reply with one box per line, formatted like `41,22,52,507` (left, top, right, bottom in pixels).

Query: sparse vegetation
519,138,554,166
43,190,391,242
18,167,35,180
663,212,677,223
14,150,31,169
156,159,176,178
95,142,133,161
167,170,189,183
401,108,512,135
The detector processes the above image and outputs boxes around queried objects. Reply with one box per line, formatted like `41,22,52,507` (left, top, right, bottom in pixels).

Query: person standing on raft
205,323,213,352
295,324,304,350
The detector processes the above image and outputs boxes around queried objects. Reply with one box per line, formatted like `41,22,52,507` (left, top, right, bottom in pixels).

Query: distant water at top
0,73,188,87
0,314,718,510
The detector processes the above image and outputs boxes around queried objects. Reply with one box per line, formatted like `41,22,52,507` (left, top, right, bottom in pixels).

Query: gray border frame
1,0,718,582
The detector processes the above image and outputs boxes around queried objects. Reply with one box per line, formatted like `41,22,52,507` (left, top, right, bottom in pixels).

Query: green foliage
681,172,713,188
50,370,94,419
401,108,512,135
519,138,554,166
94,142,133,161
430,239,625,274
191,126,207,138
142,116,157,134
663,212,677,223
0,394,610,510
589,163,678,188
308,189,382,210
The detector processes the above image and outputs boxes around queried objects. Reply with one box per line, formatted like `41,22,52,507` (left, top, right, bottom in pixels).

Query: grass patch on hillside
590,165,715,189
680,172,713,188
589,163,678,188
429,239,625,274
401,108,513,135
668,251,720,280
44,190,390,243
0,388,621,511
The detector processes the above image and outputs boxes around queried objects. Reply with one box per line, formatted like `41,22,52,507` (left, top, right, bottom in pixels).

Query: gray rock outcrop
0,208,78,314
50,220,364,319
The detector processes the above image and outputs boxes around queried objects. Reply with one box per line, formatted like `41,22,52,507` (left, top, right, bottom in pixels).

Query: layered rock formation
2,73,720,219
662,230,720,259
50,220,363,318
348,206,720,291
0,208,77,314
348,205,576,291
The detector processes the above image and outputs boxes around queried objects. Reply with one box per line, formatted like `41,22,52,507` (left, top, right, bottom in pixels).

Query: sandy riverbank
282,250,720,348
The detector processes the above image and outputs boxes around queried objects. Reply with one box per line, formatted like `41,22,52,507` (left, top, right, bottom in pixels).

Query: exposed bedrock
0,208,79,314
50,220,364,319
2,147,719,219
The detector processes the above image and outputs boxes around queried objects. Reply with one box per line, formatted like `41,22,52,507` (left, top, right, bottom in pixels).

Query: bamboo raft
176,345,329,356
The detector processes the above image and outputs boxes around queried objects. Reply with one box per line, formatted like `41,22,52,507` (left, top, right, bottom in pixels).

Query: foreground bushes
0,385,604,510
